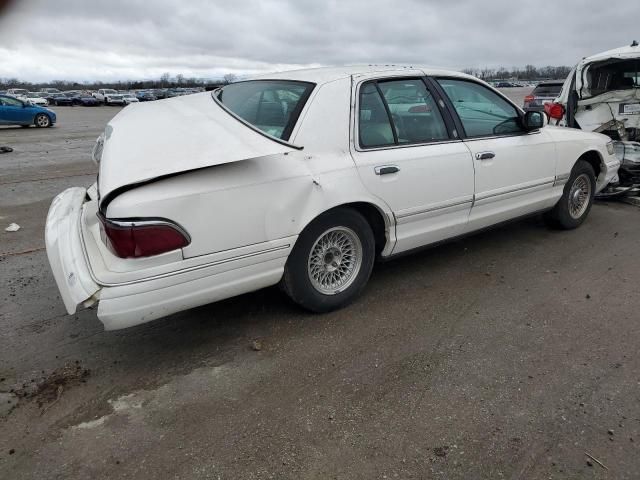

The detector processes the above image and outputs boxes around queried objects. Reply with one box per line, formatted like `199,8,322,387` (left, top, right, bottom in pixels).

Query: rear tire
544,159,596,229
281,208,375,312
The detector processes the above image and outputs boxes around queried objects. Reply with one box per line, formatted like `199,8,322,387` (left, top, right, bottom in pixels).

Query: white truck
93,89,125,106
7,88,29,98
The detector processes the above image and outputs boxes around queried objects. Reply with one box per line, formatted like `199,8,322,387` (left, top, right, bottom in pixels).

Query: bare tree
479,67,495,80
223,73,237,84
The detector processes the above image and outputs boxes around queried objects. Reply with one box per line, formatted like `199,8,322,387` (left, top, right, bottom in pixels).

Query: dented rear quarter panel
105,152,392,260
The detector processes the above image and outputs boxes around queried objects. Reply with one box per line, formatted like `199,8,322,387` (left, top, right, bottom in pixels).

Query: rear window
217,80,314,141
586,59,640,97
532,83,563,96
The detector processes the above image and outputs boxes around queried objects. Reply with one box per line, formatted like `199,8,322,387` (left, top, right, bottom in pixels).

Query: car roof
251,65,478,85
535,80,564,86
581,43,640,64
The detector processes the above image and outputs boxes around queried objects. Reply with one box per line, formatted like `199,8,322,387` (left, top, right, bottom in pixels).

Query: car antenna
632,40,639,47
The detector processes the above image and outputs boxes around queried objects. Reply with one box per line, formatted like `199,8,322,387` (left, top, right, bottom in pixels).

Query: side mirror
523,110,545,131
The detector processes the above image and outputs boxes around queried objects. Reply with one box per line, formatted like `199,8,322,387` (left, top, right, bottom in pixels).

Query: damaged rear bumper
45,187,101,314
45,187,294,330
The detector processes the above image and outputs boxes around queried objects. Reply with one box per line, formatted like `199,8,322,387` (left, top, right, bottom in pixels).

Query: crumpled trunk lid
97,92,295,204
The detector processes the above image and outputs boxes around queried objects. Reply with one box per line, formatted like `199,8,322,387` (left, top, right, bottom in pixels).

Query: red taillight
524,94,535,103
98,214,190,258
544,102,565,120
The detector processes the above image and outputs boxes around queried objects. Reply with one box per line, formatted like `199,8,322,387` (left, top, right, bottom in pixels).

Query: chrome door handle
374,165,400,175
475,151,495,160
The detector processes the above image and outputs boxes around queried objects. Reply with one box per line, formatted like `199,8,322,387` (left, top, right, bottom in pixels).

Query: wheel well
578,151,602,179
318,202,388,255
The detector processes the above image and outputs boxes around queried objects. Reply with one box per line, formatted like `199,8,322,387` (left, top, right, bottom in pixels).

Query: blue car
0,94,56,128
67,93,100,106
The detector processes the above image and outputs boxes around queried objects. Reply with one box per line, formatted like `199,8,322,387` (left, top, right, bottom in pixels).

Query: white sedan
45,66,620,330
122,93,139,105
24,92,49,106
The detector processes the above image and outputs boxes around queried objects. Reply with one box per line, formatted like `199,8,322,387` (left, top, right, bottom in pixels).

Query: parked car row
0,87,205,107
0,85,210,128
0,89,98,107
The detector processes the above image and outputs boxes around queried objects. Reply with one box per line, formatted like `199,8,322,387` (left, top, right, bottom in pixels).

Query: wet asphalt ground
1,89,639,479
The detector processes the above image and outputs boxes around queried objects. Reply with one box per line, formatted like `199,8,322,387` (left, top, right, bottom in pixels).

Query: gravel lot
1,90,639,479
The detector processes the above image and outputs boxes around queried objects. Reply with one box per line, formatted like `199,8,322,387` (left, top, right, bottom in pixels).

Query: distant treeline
461,65,572,81
0,65,574,90
0,72,236,90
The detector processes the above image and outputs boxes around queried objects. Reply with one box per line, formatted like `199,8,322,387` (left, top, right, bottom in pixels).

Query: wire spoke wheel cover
307,226,363,295
568,173,592,219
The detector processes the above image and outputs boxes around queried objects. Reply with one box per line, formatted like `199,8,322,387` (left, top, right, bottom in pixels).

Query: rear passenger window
359,83,395,148
378,79,448,144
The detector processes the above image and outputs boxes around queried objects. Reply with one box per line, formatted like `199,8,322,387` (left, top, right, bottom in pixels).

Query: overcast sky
1,0,639,82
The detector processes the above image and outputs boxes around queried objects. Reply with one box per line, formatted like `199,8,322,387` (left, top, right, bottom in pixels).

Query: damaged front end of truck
547,41,640,198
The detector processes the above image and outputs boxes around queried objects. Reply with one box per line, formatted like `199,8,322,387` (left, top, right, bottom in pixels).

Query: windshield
217,80,314,140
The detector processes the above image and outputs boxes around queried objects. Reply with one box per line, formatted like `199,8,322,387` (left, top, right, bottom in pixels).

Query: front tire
282,208,375,312
34,113,51,128
545,159,596,229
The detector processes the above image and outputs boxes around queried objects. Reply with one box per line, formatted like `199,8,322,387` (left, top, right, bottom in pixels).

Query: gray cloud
1,0,639,82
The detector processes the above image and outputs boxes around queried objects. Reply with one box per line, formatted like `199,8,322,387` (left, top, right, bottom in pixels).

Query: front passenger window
437,79,522,137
